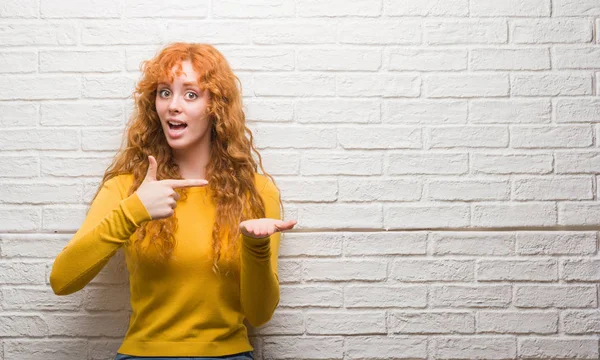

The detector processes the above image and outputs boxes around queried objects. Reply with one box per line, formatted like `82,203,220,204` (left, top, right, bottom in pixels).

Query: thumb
145,155,157,181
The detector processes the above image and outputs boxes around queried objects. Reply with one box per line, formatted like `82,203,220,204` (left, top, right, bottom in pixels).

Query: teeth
168,121,186,126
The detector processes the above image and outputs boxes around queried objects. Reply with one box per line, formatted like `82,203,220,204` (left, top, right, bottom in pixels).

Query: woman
49,42,297,360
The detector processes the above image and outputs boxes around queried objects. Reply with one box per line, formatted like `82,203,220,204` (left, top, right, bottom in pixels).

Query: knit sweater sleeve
239,178,282,327
49,175,152,296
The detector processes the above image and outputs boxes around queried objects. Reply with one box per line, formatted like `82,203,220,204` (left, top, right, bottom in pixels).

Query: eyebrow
157,81,200,87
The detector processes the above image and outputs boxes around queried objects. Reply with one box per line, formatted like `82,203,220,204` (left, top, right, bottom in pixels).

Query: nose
168,95,182,113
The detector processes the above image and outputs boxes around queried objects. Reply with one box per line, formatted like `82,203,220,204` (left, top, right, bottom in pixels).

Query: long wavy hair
88,42,282,275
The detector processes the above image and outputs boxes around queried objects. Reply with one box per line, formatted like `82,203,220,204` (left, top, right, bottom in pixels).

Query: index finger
161,179,209,189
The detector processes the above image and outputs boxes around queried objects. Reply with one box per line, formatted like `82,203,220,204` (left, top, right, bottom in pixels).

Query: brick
470,48,550,70
83,20,162,45
432,232,515,256
41,0,120,17
430,285,511,308
244,99,294,122
516,232,597,255
298,204,382,229
213,0,293,18
339,126,422,149
511,125,594,149
263,336,343,359
4,339,87,360
563,311,600,334
515,285,597,308
296,99,379,123
345,336,427,359
0,315,47,336
513,176,593,200
384,100,467,124
387,152,469,175
425,20,507,44
0,51,37,73
125,0,208,17
385,204,470,229
306,311,386,334
389,311,474,334
339,20,421,44
554,0,600,16
41,101,123,126
304,260,387,282
562,259,600,281
434,336,517,359
344,285,427,308
297,0,381,17
477,259,557,281
0,262,47,284
478,311,558,334
430,126,508,148
166,21,249,44
424,74,509,97
337,73,421,97
0,75,80,100
252,22,336,44
251,125,336,149
40,50,123,73
279,233,342,257
554,47,600,69
469,99,551,124
471,0,550,16
0,156,38,177
384,0,468,16
338,178,422,202
511,19,592,43
0,22,77,46
222,48,294,71
41,156,112,177
302,152,382,175
428,179,510,201
279,285,342,308
472,203,557,227
519,338,599,359
387,48,467,71
391,260,474,282
0,206,40,231
299,48,381,71
256,74,336,97
512,73,592,96
555,98,600,123
0,0,37,18
471,153,553,174
559,202,600,225
344,232,427,256
0,181,81,204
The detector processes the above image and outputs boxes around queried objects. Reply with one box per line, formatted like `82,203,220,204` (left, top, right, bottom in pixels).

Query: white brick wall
0,0,599,359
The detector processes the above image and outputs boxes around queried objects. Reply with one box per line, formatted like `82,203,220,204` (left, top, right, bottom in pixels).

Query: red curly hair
89,42,282,274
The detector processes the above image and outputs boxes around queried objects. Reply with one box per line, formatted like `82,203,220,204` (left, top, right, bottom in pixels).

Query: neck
173,138,211,180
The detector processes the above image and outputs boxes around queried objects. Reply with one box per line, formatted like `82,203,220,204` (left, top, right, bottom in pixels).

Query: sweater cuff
241,234,271,260
120,192,153,227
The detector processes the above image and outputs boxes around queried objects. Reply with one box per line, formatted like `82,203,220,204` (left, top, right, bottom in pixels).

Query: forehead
159,60,199,83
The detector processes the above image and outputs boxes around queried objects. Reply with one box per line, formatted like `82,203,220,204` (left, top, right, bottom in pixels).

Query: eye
158,89,170,98
185,91,198,100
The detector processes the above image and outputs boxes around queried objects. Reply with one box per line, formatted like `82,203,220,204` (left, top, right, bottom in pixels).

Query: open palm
239,218,298,239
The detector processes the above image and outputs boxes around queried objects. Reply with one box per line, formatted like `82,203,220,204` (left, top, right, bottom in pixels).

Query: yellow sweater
49,173,280,357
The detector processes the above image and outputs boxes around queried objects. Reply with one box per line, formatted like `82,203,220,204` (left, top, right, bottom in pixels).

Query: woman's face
155,59,211,152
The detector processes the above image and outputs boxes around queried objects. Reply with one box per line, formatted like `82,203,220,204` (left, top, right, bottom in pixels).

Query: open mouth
168,122,188,130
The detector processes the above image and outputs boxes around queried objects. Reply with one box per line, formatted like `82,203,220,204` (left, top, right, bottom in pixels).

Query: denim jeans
114,351,254,360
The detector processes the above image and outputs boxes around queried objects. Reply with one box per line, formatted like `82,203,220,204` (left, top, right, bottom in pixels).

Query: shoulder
102,173,135,198
253,172,279,197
